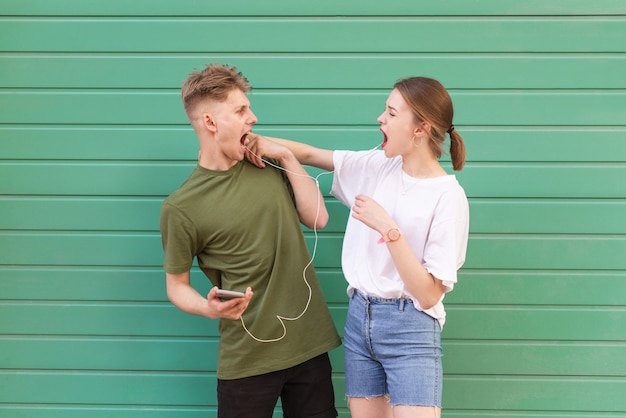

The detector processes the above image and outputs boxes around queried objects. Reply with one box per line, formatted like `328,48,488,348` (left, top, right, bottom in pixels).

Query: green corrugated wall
1,1,626,416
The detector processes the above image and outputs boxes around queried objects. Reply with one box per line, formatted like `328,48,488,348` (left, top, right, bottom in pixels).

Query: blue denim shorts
343,291,443,407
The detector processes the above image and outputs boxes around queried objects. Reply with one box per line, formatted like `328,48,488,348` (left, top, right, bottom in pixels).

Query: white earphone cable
238,144,379,343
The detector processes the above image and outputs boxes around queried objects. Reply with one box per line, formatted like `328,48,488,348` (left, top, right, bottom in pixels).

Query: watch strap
377,228,401,244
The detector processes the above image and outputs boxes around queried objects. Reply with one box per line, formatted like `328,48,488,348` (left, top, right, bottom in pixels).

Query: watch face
388,228,401,241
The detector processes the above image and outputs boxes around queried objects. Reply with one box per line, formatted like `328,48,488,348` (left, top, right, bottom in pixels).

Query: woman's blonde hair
394,77,466,171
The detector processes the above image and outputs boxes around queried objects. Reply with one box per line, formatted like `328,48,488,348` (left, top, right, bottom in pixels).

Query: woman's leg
348,396,392,418
393,405,441,418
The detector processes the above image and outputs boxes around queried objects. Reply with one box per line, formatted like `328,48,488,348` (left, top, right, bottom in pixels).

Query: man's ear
202,113,217,132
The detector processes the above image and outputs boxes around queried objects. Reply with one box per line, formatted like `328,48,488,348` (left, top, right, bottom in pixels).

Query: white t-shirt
331,150,470,328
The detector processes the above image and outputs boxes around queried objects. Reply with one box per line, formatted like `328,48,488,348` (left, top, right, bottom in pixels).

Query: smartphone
216,289,245,301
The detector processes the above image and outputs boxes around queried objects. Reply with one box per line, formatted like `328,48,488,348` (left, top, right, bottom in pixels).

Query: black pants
217,353,337,418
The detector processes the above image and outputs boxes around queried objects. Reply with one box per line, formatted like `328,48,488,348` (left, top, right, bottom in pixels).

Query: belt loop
399,298,405,312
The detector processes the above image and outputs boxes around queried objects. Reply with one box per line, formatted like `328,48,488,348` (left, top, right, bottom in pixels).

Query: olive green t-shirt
160,161,341,379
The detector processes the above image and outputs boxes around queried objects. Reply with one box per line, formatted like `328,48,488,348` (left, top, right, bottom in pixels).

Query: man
160,64,341,418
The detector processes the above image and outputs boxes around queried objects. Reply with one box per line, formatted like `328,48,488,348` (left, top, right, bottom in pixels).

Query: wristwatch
377,228,401,244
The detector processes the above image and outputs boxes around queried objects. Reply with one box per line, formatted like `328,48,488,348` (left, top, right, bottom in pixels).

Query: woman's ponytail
448,126,466,171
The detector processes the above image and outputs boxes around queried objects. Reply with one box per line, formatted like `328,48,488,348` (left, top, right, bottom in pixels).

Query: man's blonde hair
181,63,251,118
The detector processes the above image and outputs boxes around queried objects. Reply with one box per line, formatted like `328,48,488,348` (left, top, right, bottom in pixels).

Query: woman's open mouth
240,133,249,146
380,130,388,148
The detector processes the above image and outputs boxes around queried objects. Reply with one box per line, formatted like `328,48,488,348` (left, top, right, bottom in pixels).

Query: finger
207,286,220,300
245,148,265,168
247,143,265,166
232,303,248,320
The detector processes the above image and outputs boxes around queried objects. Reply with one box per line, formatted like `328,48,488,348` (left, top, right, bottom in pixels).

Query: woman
246,76,469,418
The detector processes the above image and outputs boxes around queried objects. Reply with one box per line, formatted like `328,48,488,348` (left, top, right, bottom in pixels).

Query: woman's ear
414,121,431,136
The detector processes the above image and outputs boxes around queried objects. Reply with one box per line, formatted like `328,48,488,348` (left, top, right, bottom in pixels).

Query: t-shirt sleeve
422,188,470,291
160,202,199,274
331,150,387,206
331,150,354,207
